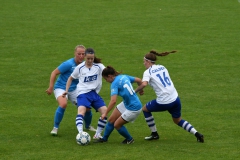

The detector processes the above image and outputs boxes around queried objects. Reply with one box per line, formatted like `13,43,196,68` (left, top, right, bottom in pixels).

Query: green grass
0,0,240,159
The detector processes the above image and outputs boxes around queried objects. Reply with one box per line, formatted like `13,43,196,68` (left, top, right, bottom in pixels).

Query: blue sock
84,110,92,129
54,106,65,128
117,126,132,141
103,122,114,141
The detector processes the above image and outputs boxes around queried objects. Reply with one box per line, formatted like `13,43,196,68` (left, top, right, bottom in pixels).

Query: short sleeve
58,61,71,73
142,69,151,82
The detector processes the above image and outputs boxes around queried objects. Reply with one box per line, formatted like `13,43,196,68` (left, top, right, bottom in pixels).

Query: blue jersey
111,75,142,111
54,58,79,92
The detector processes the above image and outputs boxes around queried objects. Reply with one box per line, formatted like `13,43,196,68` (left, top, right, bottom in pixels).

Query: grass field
0,0,240,159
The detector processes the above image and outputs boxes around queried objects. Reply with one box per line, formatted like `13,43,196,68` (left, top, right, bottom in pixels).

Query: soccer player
95,66,143,144
46,45,96,136
134,50,204,143
62,48,107,139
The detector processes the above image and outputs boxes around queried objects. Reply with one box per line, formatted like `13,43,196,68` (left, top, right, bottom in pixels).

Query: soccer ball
76,132,91,146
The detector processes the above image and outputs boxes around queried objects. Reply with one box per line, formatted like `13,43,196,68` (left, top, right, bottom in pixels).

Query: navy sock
84,110,92,129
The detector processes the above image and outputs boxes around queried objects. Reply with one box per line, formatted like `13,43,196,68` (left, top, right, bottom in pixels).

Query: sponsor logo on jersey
84,74,98,82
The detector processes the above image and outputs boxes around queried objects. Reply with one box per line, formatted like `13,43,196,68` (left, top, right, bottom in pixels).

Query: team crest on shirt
84,74,97,82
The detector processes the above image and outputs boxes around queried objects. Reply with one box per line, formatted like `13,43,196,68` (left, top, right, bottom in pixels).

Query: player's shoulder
93,63,104,67
93,63,105,70
147,64,166,73
76,61,86,69
116,74,132,82
61,58,74,66
121,74,132,79
58,58,75,71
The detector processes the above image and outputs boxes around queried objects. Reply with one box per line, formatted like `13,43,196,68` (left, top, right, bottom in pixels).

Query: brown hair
144,50,177,63
85,47,102,63
102,66,121,77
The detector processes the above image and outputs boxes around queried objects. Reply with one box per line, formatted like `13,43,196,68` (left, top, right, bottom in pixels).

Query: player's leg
115,109,141,144
51,89,68,135
76,106,87,133
115,117,133,144
75,93,91,133
170,97,204,143
68,90,96,132
142,100,159,140
84,109,97,131
103,107,122,141
173,117,204,143
93,106,107,139
94,102,124,143
91,92,108,139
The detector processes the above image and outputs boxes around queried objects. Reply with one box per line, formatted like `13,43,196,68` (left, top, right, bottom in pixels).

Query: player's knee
172,117,181,124
108,116,116,123
59,103,67,108
142,105,148,112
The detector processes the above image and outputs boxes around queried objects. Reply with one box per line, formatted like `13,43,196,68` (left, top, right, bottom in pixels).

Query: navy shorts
146,97,181,118
77,90,106,111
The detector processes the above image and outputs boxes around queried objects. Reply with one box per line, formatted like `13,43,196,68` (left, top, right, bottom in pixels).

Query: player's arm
46,68,61,95
134,77,142,86
101,95,117,119
135,81,148,93
62,76,74,97
134,77,145,95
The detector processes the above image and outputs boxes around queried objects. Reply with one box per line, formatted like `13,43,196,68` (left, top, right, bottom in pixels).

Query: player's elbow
111,99,117,105
139,81,148,88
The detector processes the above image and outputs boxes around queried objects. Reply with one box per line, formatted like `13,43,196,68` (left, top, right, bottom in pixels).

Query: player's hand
45,88,53,95
139,90,144,95
62,92,68,97
101,113,107,120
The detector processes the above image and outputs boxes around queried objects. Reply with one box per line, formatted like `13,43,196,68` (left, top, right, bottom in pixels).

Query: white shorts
117,102,142,122
54,88,78,106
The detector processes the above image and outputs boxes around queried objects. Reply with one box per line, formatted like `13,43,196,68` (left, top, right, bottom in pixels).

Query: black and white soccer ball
76,132,91,146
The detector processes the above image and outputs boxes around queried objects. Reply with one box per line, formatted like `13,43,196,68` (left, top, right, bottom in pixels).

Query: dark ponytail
102,66,121,77
145,50,177,62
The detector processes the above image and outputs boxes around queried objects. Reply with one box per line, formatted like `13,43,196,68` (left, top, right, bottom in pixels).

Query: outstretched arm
46,68,60,95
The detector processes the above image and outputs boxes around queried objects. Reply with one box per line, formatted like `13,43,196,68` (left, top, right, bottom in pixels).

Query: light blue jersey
111,75,142,111
54,58,79,92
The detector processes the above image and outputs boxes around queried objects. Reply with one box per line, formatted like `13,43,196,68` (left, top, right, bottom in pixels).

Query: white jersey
142,64,178,104
71,62,105,95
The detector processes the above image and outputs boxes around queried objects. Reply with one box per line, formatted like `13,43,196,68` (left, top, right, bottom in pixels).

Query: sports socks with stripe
143,111,157,132
177,119,197,134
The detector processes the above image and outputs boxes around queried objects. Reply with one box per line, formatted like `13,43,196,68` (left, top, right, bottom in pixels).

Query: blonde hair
75,44,86,51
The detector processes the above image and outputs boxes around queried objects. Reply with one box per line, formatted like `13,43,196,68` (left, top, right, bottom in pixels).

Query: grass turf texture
0,0,239,159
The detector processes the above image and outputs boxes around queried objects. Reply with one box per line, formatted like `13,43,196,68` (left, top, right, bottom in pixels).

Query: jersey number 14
123,83,135,95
